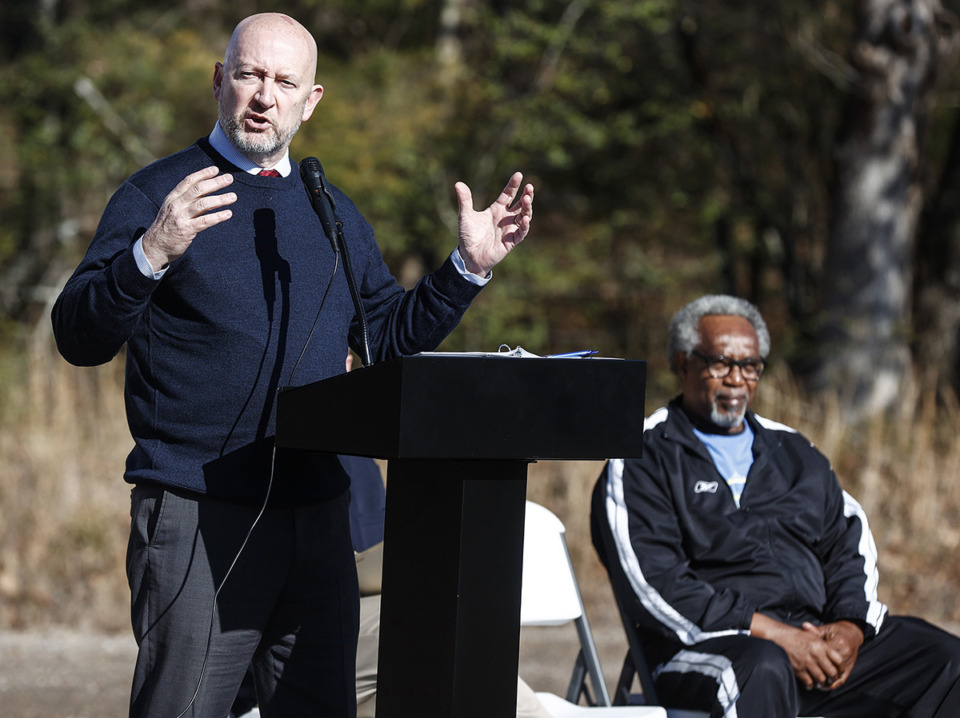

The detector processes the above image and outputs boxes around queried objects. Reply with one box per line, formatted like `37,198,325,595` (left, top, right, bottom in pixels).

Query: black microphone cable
287,249,339,387
173,445,277,718
335,227,372,367
171,165,345,718
174,265,341,718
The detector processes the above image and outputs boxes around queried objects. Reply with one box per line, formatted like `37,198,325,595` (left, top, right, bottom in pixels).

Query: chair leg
566,649,599,706
615,649,637,705
631,643,660,705
572,613,613,706
615,645,663,707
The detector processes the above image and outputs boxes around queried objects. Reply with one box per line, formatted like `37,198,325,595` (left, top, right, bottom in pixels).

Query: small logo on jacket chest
694,480,719,494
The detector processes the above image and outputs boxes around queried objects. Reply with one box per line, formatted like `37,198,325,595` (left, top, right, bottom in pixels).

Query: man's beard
219,105,303,163
709,396,748,430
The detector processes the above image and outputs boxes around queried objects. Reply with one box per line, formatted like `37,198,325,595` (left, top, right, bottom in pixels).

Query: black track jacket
592,398,888,652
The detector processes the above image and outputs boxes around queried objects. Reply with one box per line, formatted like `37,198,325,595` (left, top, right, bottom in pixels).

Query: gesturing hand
455,171,534,277
141,166,237,271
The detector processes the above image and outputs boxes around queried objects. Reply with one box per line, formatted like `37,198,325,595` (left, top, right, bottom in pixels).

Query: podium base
376,459,528,717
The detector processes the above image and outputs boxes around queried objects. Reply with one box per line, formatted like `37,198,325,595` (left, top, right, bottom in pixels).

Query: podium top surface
276,353,646,461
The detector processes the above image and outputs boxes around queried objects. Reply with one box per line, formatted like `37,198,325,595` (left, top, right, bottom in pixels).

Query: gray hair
667,295,770,372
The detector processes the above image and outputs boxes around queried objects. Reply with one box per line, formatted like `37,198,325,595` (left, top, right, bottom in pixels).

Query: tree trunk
914,105,960,396
436,0,469,85
814,0,952,417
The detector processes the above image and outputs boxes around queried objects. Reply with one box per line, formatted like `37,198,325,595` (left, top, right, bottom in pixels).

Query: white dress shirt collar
209,123,292,177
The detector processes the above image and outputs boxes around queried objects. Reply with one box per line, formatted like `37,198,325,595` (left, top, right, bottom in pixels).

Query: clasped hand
792,620,863,691
751,613,863,692
772,619,863,691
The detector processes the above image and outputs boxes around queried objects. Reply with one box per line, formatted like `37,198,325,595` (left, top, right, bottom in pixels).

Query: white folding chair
521,501,668,717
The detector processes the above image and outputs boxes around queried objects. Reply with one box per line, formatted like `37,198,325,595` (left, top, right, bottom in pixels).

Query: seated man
591,294,960,718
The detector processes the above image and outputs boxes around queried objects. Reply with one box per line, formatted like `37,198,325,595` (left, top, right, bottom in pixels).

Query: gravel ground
1,631,138,718
0,611,627,718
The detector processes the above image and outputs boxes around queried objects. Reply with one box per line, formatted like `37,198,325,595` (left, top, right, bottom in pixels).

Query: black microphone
300,157,339,254
298,157,373,367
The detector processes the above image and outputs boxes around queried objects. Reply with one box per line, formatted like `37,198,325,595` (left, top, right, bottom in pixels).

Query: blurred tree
0,3,225,323
813,0,957,416
914,64,960,397
418,0,856,390
4,0,960,409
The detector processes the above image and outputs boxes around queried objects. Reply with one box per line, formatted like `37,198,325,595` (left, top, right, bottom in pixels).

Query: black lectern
276,354,646,717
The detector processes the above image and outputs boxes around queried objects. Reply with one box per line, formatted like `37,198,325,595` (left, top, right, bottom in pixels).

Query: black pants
652,616,960,718
126,485,360,718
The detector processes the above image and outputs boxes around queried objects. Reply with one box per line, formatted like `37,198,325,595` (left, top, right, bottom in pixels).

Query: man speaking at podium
51,12,533,717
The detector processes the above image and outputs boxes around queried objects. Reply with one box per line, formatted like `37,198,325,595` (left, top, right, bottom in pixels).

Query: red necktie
259,169,281,177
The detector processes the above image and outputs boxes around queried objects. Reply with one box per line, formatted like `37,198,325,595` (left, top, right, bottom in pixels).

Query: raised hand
455,171,534,277
141,166,237,271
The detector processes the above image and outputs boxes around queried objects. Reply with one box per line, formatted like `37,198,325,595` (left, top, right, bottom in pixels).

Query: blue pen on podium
544,350,599,358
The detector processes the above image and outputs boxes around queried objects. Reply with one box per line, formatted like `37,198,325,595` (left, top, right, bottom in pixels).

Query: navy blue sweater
52,139,482,505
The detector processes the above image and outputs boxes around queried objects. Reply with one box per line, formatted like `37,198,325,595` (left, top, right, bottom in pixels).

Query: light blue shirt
134,123,489,285
693,422,755,508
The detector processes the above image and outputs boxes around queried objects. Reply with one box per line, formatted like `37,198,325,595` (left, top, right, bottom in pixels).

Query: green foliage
0,8,228,328
416,0,846,358
293,49,453,268
0,0,956,378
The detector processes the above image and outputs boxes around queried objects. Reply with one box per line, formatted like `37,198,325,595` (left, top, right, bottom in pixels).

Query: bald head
214,13,324,167
225,13,318,81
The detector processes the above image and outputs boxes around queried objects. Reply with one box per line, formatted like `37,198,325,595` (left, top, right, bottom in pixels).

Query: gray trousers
126,485,359,718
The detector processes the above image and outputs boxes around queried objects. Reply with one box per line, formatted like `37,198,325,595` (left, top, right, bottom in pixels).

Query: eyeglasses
691,350,765,381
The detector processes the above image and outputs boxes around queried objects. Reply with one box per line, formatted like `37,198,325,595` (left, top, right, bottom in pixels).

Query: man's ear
674,352,689,380
213,62,224,101
301,84,324,123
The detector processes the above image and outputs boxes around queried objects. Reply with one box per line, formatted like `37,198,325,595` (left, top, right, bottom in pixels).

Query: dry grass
3,329,960,634
1,322,132,631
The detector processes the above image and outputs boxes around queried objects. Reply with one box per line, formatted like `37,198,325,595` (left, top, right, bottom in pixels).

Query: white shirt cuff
134,237,167,280
451,248,491,286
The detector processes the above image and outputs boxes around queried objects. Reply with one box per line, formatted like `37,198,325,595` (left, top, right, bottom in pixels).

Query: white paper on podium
417,345,599,359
